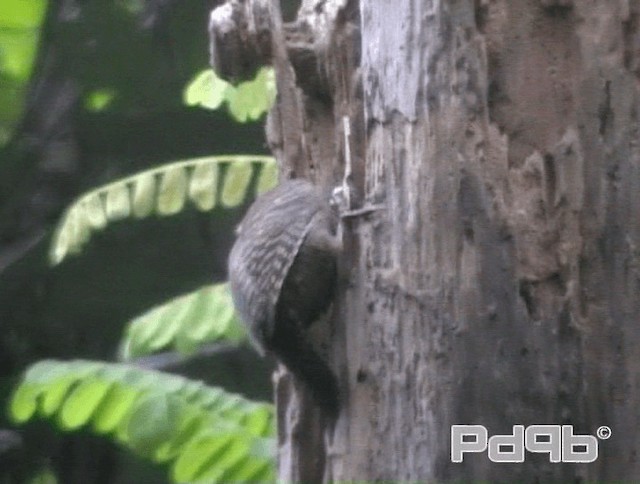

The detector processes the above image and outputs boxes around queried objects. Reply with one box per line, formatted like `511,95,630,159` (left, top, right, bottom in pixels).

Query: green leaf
9,359,275,484
188,161,218,211
175,284,243,354
127,393,180,457
91,383,140,434
0,1,48,29
183,69,231,110
154,410,206,463
49,156,276,265
243,406,275,438
227,67,276,122
105,183,131,220
173,432,242,482
256,160,278,195
27,468,58,484
58,378,114,430
219,453,272,483
82,193,108,230
84,89,117,112
40,373,79,417
9,382,38,423
0,28,40,81
120,283,246,360
131,172,157,218
0,0,47,146
221,160,253,207
157,165,188,216
183,67,276,122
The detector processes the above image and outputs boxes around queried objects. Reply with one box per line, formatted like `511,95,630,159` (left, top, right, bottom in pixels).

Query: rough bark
211,0,640,481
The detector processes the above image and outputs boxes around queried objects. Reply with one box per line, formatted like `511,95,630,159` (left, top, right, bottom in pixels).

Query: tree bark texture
212,0,640,481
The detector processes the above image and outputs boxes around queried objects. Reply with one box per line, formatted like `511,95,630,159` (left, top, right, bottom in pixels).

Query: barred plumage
228,179,341,416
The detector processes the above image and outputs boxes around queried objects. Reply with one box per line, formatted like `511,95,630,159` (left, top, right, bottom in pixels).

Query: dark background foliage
0,1,300,481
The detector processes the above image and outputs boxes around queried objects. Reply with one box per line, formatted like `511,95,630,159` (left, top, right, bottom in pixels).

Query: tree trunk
211,0,640,480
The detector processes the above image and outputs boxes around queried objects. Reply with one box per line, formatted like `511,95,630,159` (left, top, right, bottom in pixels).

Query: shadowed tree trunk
211,0,640,481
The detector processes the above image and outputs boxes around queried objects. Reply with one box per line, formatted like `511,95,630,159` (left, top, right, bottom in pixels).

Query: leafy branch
10,360,275,483
119,283,246,361
183,67,276,122
49,155,276,265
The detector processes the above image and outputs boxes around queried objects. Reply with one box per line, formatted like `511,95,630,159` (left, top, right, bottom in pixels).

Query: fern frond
119,283,246,361
9,360,275,483
49,155,276,266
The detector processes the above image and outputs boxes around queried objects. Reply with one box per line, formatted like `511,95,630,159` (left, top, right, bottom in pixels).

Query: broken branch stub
208,0,274,83
209,0,335,100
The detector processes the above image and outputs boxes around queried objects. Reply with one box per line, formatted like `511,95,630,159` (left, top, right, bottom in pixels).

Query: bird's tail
270,318,339,418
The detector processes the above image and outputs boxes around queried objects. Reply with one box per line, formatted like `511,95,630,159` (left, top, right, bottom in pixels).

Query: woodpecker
228,179,341,416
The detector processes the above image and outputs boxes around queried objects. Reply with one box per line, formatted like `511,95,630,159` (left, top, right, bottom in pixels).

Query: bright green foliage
49,155,277,265
83,88,117,112
184,69,230,111
9,360,276,484
0,0,48,145
27,468,58,484
184,67,276,122
119,283,246,360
